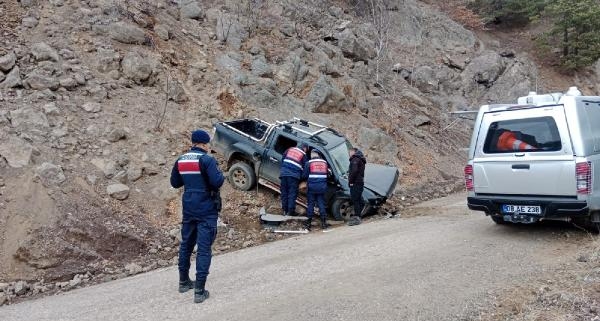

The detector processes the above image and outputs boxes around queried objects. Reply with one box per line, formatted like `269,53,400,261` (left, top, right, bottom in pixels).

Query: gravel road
0,194,587,321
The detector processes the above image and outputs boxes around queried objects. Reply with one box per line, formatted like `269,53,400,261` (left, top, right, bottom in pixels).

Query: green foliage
544,0,600,69
469,0,600,70
468,0,547,25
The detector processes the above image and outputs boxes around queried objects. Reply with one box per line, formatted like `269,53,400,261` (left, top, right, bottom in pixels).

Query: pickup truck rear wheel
331,198,353,221
491,215,508,225
572,217,600,233
228,162,256,191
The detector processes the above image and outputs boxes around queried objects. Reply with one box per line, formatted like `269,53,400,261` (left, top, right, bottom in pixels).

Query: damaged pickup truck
212,118,399,220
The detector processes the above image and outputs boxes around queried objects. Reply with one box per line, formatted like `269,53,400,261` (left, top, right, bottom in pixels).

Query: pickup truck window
483,116,562,153
274,135,299,154
329,142,351,175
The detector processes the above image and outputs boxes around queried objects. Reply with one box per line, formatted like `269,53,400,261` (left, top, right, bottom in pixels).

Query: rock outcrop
107,183,130,200
0,136,34,168
109,22,147,45
35,163,66,187
31,42,60,62
0,52,17,72
121,51,155,84
305,75,350,113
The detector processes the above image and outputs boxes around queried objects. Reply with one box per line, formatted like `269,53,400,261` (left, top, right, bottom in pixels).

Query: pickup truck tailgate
473,158,576,196
473,105,576,196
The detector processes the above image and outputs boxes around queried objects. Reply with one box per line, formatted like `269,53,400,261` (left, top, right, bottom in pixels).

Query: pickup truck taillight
576,161,592,194
464,165,474,191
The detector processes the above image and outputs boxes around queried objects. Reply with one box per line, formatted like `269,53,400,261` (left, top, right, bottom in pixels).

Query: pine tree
469,0,600,69
469,0,546,25
544,0,600,69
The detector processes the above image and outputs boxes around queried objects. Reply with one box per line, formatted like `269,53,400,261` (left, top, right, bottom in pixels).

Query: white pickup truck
465,87,600,229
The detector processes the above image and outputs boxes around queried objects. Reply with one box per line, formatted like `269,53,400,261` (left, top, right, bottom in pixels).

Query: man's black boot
347,216,362,226
194,279,210,303
178,279,195,293
303,218,312,231
179,271,194,293
321,217,329,230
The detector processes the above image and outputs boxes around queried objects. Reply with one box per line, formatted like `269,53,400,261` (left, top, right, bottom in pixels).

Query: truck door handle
514,153,525,157
512,164,530,170
269,157,279,162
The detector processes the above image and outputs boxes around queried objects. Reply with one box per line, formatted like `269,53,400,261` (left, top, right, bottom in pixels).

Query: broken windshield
328,141,352,176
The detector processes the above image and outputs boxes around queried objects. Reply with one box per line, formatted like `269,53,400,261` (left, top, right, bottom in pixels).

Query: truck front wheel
331,198,354,221
228,162,256,191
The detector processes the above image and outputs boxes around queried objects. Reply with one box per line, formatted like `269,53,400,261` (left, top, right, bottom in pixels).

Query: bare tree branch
368,0,391,89
232,0,267,38
155,72,170,131
217,11,234,44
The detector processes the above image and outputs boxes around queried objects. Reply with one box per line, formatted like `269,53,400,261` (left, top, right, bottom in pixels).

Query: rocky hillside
0,0,544,304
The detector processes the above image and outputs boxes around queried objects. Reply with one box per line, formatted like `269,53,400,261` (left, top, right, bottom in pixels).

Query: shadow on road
485,219,597,244
502,220,593,232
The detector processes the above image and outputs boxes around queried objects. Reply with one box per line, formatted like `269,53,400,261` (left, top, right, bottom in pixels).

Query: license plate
502,205,541,214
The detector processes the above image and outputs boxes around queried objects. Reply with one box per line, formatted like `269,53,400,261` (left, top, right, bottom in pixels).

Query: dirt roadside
0,174,464,306
0,193,595,321
470,233,600,321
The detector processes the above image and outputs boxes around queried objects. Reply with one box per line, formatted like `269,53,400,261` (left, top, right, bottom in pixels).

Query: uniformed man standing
348,147,366,225
279,143,308,216
303,151,330,230
170,129,225,303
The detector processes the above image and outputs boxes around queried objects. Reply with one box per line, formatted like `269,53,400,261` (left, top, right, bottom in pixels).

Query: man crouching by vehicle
170,129,224,303
280,143,308,216
302,151,330,231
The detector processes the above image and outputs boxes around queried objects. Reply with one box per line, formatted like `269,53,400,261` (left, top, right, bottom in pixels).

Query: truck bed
224,119,271,141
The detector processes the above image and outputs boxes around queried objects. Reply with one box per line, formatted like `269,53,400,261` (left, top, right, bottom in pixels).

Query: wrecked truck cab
212,118,399,220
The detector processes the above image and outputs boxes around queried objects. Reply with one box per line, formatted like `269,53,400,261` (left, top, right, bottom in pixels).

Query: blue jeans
280,176,300,213
178,216,217,282
307,192,327,220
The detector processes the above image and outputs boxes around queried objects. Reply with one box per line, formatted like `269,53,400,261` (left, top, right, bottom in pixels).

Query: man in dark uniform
279,143,308,216
170,129,225,303
348,147,366,225
302,151,330,231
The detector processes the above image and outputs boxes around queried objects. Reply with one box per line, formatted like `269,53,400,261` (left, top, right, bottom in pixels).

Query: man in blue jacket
170,129,225,303
303,151,330,230
279,143,308,216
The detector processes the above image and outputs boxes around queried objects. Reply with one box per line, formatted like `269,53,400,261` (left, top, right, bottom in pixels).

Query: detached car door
260,133,300,186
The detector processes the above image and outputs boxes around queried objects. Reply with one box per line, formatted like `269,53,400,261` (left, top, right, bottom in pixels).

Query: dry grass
217,88,239,117
0,0,23,49
421,0,485,31
472,236,600,321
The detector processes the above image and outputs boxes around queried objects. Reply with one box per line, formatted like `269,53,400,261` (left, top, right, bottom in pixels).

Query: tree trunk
563,25,569,58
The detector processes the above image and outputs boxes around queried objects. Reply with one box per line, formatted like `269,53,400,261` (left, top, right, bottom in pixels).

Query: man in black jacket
348,147,366,223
